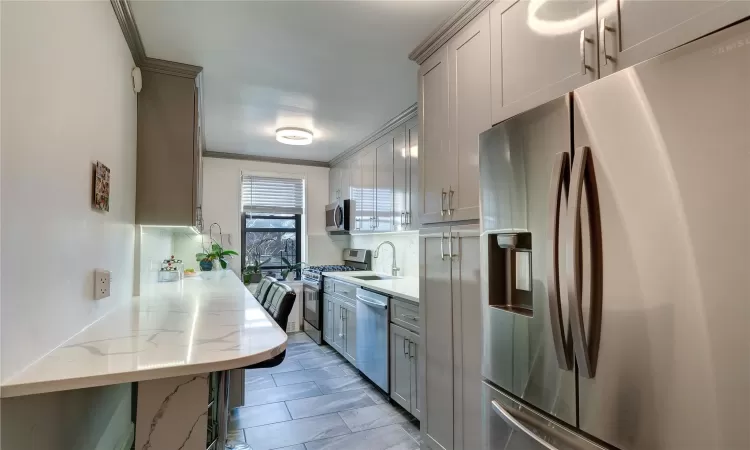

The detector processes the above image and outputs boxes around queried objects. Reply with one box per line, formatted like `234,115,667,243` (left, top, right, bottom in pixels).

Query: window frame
240,213,302,280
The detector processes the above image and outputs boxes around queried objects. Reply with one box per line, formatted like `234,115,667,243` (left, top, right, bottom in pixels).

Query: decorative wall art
92,161,110,212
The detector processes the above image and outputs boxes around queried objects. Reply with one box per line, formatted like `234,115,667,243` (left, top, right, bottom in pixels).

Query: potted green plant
196,242,238,271
242,238,275,283
280,256,303,281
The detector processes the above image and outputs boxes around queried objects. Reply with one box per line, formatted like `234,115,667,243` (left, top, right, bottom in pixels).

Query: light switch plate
94,269,111,300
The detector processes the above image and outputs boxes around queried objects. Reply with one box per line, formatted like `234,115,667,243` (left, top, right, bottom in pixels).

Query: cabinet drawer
332,280,357,300
391,298,420,333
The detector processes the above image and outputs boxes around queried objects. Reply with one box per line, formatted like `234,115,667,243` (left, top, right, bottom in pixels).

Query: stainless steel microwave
325,199,352,234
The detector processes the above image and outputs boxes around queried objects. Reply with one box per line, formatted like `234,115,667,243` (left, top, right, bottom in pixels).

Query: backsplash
349,231,419,277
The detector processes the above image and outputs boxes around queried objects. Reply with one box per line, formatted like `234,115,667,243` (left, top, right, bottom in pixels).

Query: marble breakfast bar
0,271,287,450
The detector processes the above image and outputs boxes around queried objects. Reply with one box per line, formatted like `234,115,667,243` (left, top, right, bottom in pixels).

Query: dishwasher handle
356,295,387,309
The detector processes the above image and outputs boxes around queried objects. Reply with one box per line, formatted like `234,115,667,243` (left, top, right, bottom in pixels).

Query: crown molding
204,151,330,168
110,0,203,78
408,0,493,64
329,103,417,167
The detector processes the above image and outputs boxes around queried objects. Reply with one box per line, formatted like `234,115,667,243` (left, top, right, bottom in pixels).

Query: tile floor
228,332,421,450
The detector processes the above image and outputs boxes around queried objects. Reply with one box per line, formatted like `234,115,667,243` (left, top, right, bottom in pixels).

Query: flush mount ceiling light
276,127,314,146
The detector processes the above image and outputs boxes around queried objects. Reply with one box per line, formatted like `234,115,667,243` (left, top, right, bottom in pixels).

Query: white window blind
241,175,304,215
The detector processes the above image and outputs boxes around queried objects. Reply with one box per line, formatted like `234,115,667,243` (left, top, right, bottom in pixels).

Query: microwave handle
333,204,341,229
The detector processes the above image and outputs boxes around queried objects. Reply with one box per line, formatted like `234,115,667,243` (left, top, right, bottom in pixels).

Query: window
240,175,304,280
241,214,302,280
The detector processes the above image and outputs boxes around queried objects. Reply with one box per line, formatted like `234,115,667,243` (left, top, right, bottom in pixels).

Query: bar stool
253,276,276,305
217,282,297,450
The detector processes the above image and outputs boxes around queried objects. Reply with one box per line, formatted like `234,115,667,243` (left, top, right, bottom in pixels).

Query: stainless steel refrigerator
479,19,749,450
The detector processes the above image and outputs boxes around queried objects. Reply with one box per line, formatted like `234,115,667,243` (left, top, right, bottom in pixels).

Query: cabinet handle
403,338,408,355
409,341,415,359
450,234,459,259
405,211,410,225
580,30,593,75
401,212,405,226
402,314,419,322
600,19,615,66
448,187,455,216
440,189,447,217
440,232,450,260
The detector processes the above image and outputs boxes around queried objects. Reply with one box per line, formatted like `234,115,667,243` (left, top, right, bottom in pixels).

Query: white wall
201,157,349,274
1,2,136,448
350,231,419,277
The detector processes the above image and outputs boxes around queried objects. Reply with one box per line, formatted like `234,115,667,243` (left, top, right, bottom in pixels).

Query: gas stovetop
303,265,359,275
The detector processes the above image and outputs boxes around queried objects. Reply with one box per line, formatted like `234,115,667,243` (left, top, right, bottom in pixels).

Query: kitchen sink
352,275,398,281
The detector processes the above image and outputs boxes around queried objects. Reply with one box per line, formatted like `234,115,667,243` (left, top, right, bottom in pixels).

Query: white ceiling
130,0,462,162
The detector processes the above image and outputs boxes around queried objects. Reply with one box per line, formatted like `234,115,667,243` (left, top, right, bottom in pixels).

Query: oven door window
304,285,320,329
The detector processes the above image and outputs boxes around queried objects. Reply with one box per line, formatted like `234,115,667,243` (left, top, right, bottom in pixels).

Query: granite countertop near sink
322,271,419,303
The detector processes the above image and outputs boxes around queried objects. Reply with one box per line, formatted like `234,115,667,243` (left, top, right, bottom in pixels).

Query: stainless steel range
301,249,371,344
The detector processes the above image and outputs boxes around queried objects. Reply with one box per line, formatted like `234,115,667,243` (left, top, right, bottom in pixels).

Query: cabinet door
329,166,341,204
450,226,482,450
447,10,491,223
323,296,334,343
333,301,345,353
406,118,419,229
340,159,351,202
490,0,597,124
420,228,454,450
390,324,414,412
374,135,394,232
360,146,376,231
350,154,363,231
419,47,450,225
599,0,750,77
393,125,409,232
343,304,357,363
409,337,421,420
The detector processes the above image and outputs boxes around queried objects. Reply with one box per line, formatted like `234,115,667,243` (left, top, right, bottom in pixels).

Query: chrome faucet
374,241,400,276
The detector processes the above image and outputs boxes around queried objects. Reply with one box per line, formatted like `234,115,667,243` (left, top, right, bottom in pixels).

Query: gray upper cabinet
136,70,203,227
374,135,394,232
394,118,419,230
359,146,376,232
446,10,491,223
328,166,342,204
599,0,750,77
419,47,450,225
490,0,597,124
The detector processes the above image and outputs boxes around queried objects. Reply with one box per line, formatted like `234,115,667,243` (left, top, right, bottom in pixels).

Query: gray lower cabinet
342,302,357,363
390,323,419,419
323,294,334,344
420,225,481,450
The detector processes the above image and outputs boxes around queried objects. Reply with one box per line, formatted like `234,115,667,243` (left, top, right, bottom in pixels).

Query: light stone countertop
322,271,419,303
1,271,287,398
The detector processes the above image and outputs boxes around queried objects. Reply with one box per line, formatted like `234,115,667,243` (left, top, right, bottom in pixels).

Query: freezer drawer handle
491,401,559,450
566,146,603,379
547,152,573,370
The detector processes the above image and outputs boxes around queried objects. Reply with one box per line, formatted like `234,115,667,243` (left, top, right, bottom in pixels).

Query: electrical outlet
94,269,111,300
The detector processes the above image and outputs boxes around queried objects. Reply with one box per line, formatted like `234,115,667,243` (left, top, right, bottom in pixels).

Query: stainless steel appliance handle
547,152,572,371
448,187,455,216
491,401,560,450
333,204,341,229
440,189,447,217
566,146,599,379
356,295,387,309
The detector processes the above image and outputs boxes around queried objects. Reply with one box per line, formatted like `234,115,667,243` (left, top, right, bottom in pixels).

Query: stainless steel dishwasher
355,287,389,392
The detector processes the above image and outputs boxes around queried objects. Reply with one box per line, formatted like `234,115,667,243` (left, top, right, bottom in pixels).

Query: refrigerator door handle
566,146,602,379
547,152,573,370
491,400,560,450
